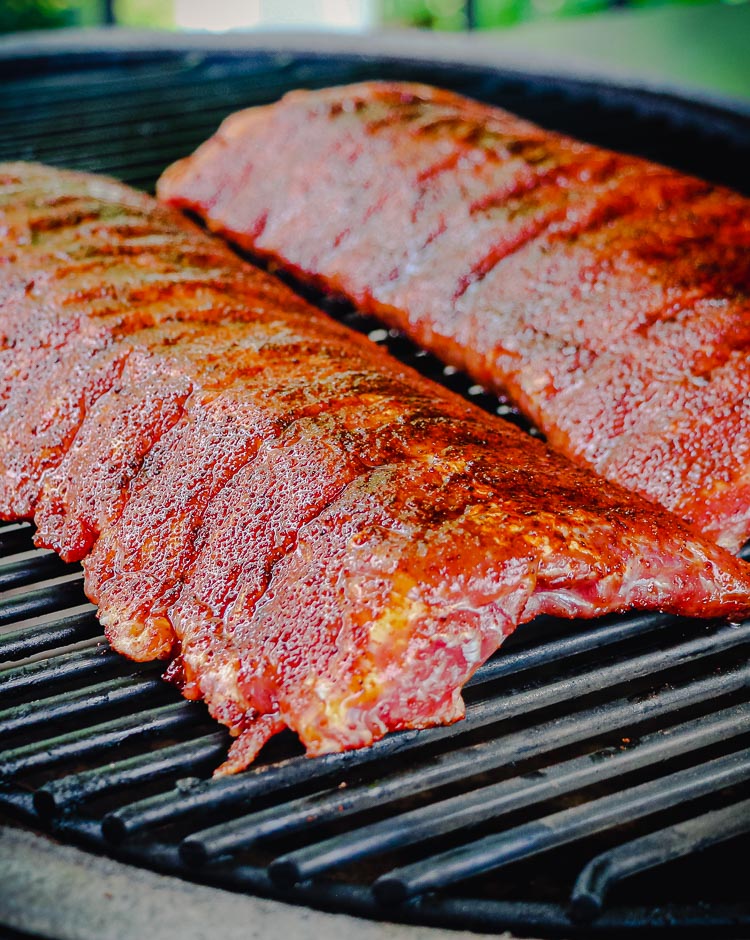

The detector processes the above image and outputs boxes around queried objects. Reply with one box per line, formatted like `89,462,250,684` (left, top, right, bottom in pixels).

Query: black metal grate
1,46,750,938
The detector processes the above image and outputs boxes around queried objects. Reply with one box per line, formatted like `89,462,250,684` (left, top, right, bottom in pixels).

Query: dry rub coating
2,162,750,775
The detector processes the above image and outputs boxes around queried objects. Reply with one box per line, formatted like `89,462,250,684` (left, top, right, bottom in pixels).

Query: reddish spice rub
158,81,750,553
3,164,750,775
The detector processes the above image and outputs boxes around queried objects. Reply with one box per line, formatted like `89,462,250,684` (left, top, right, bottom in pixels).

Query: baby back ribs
157,81,750,552
3,162,750,775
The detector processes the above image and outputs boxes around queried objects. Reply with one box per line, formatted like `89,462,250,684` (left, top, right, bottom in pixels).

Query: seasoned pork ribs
158,81,750,552
3,162,750,775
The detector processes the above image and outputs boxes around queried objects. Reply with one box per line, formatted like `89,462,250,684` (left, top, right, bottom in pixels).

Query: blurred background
0,0,746,32
1,0,748,100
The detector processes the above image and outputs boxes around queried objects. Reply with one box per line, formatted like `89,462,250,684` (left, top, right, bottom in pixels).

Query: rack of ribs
158,81,750,553
3,162,750,775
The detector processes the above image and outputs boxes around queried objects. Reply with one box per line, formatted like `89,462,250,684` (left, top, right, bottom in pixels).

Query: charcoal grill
1,33,749,939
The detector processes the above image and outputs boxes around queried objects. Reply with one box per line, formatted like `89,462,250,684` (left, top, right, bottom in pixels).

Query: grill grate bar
35,731,229,818
0,524,35,556
373,746,750,903
0,674,169,742
103,625,750,843
0,608,100,662
466,610,673,687
0,60,199,103
101,726,439,844
267,701,750,886
180,670,750,867
0,70,337,135
0,73,242,120
0,644,127,704
0,58,298,110
463,620,750,724
6,137,228,180
0,95,252,152
0,575,87,627
0,701,198,777
570,796,750,922
0,550,79,593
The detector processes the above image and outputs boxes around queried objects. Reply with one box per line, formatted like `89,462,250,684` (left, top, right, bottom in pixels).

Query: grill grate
1,46,749,937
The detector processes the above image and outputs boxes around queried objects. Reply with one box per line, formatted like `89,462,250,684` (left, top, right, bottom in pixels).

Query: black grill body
0,39,749,938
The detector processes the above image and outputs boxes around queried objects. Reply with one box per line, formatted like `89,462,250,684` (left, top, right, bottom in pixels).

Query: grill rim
0,26,748,120
1,41,750,938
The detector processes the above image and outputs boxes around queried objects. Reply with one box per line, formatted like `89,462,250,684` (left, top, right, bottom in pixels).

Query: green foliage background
382,0,712,29
0,0,742,34
0,0,173,32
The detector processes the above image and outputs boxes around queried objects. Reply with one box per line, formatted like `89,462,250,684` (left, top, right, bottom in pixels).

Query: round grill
0,37,749,937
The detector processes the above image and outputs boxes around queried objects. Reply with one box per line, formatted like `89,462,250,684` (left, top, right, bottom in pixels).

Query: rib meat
157,81,750,552
3,163,750,775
